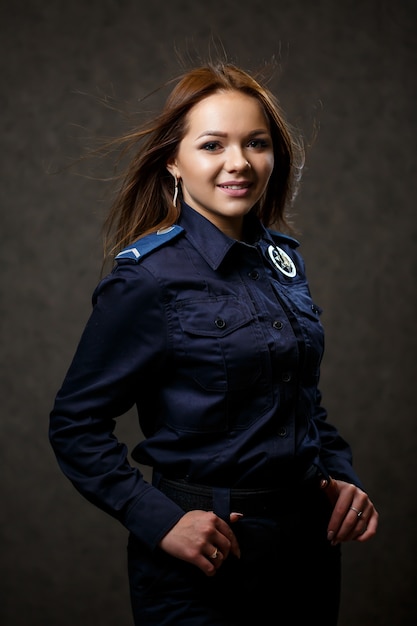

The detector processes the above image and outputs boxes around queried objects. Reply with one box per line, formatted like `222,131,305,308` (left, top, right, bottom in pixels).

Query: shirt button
277,427,287,437
215,317,226,329
248,270,259,280
282,372,292,382
272,320,283,330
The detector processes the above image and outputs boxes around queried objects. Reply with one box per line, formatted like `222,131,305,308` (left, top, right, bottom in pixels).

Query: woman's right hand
158,510,242,576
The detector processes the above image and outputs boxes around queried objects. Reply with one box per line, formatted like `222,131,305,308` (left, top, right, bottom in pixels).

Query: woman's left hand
320,477,379,545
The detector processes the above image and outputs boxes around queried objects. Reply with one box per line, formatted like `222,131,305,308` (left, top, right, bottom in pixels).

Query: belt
157,465,322,518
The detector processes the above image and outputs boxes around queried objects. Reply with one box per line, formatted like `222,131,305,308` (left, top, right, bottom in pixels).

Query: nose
225,147,250,171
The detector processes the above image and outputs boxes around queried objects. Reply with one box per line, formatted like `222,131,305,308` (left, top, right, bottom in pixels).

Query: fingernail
327,530,334,542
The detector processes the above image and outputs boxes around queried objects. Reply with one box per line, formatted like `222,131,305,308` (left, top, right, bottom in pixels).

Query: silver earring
172,175,179,207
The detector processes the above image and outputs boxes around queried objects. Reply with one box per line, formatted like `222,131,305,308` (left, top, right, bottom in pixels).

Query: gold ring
350,506,363,518
210,548,218,559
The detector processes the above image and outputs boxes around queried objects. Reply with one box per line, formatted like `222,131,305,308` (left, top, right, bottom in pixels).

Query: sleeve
48,262,185,549
312,390,365,489
290,246,365,490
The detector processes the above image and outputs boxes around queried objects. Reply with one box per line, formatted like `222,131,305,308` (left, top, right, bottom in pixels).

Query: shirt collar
177,202,269,271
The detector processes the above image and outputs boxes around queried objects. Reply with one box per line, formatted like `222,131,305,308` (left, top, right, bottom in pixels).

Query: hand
320,477,379,545
158,510,242,576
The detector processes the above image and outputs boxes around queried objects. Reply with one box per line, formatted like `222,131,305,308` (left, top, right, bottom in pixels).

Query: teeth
222,185,245,189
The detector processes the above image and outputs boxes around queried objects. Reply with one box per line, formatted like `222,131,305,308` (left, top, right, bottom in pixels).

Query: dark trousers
127,487,341,625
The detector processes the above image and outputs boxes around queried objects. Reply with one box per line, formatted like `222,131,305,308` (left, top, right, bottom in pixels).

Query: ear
166,158,178,178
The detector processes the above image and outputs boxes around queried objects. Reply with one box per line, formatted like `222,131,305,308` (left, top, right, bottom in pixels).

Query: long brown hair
102,62,305,260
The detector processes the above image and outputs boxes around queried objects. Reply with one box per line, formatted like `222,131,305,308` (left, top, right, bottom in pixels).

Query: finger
353,521,369,540
320,476,340,505
208,547,221,560
216,518,241,559
214,530,240,560
336,501,378,544
345,503,367,529
194,553,218,577
354,509,379,542
343,513,369,542
330,506,366,544
325,482,359,540
349,505,365,519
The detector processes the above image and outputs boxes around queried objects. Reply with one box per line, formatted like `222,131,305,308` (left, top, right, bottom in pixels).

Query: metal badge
267,245,297,277
157,226,176,235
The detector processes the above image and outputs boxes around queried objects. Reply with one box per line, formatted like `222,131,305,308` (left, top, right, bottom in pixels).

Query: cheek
259,158,274,185
182,158,218,182
258,159,274,186
265,155,275,175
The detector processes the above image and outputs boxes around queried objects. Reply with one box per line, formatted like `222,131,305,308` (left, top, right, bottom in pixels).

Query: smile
217,183,252,198
218,183,251,190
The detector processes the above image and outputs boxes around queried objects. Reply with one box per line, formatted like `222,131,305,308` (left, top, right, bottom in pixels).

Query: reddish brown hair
103,62,304,259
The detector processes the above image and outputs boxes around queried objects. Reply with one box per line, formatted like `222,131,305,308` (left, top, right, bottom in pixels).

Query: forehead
185,90,269,132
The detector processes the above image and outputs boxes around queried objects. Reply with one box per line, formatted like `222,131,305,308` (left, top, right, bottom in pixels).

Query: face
167,91,274,239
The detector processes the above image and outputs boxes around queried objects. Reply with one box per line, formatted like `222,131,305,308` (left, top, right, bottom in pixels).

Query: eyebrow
196,128,269,139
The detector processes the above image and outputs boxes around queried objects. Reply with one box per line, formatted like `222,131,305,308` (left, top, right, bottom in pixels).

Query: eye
248,138,270,149
201,141,222,152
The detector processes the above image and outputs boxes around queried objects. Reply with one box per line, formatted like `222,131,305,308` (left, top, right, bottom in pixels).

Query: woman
49,62,378,625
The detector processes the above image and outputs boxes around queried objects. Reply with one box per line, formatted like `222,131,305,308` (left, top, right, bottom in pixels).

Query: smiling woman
98,62,304,260
49,61,378,626
166,91,275,239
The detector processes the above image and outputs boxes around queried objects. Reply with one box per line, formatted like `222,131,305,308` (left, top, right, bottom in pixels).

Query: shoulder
93,227,185,305
115,225,184,263
267,229,300,249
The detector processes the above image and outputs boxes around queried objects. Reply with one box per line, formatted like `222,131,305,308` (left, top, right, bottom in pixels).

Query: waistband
156,465,323,519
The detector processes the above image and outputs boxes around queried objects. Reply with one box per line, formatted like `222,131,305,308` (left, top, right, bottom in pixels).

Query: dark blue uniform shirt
49,202,362,549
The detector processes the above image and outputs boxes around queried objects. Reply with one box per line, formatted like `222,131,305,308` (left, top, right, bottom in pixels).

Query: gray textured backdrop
1,1,416,624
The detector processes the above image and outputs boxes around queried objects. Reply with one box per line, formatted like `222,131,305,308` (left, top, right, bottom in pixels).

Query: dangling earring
172,175,179,208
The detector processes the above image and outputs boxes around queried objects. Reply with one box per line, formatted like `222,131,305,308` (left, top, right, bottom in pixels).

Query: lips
218,180,252,191
217,182,252,197
219,184,250,190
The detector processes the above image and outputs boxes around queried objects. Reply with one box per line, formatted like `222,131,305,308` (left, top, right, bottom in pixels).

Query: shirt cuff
124,484,185,549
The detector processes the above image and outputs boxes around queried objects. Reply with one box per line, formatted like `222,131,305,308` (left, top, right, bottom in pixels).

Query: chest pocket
278,283,325,381
176,296,263,392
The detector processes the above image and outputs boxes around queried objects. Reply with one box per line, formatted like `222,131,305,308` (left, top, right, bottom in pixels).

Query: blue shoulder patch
115,225,184,262
268,230,300,248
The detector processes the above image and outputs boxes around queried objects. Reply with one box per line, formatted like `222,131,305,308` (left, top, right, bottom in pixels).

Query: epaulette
268,229,300,248
115,225,184,262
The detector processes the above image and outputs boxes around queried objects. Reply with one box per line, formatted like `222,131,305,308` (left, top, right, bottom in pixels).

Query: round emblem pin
267,245,297,277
